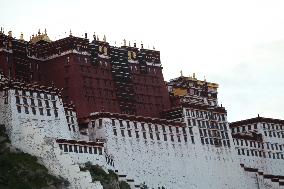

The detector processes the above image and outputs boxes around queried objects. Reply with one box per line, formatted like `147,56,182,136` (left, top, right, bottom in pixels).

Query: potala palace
0,29,283,189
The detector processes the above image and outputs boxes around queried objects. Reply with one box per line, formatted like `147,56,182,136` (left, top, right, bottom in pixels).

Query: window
113,129,117,136
38,100,42,107
191,136,195,144
32,107,36,115
54,110,58,117
74,145,78,153
162,133,167,141
121,130,125,137
188,127,193,135
156,133,160,140
143,132,147,139
24,107,29,114
47,109,51,116
16,96,20,104
23,97,28,105
64,144,68,152
128,130,132,137
17,106,21,113
39,108,44,115
187,119,191,126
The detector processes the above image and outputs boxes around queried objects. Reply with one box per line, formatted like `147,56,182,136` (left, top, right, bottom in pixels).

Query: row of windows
59,143,103,155
237,148,284,160
234,139,283,151
200,137,230,147
113,128,195,144
264,130,284,138
185,109,226,122
16,105,58,117
16,96,57,109
263,123,284,131
188,119,228,131
15,90,56,101
199,129,229,139
110,119,194,136
231,124,258,133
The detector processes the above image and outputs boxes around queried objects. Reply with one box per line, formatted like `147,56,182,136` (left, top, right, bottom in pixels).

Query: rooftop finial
129,41,131,47
103,34,106,42
44,28,47,35
20,32,24,40
204,76,206,82
193,73,196,79
258,114,260,117
38,29,41,35
69,29,72,37
93,32,96,40
180,70,183,77
141,41,144,49
153,46,155,50
123,39,126,46
8,31,12,37
0,27,2,34
97,35,99,41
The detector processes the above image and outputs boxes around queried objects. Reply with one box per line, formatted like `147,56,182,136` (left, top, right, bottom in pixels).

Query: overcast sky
1,0,284,121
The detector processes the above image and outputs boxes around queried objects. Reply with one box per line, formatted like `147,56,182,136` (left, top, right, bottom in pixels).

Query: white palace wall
0,86,103,189
89,117,249,189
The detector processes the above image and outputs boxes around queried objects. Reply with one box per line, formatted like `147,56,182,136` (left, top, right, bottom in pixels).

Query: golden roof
30,29,51,44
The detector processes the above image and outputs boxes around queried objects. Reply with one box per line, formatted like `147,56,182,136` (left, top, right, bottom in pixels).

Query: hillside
0,126,68,189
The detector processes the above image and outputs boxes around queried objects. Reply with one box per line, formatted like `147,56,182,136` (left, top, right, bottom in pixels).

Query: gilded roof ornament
20,32,24,40
30,29,51,44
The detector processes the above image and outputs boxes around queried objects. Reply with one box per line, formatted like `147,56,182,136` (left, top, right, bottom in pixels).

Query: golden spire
103,34,106,42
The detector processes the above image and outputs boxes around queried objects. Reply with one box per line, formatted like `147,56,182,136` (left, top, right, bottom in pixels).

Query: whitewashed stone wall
232,121,284,188
0,86,103,189
89,117,246,189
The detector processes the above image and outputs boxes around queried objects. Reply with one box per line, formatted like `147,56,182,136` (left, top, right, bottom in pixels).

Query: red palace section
0,30,171,118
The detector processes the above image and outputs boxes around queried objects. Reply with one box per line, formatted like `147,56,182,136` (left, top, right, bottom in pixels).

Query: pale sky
1,0,284,122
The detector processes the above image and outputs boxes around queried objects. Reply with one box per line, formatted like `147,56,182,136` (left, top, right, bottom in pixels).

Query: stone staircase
240,164,284,188
114,170,141,189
